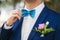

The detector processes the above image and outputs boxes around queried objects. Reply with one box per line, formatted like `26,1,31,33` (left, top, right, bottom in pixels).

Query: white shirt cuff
4,24,13,29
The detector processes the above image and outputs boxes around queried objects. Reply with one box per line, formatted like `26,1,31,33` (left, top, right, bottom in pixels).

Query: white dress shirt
21,2,45,40
4,2,45,40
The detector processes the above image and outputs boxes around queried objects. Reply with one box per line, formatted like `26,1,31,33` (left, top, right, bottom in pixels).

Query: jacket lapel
28,6,50,40
10,17,23,40
12,17,23,31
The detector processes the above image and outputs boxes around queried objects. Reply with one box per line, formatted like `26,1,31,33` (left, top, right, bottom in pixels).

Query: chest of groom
9,6,60,40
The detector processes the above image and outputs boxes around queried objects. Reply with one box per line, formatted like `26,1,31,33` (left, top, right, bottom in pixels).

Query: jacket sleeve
1,24,13,40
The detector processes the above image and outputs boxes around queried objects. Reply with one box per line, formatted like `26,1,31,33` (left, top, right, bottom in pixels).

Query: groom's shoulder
44,6,60,17
46,7,60,17
46,7,60,24
49,9,60,18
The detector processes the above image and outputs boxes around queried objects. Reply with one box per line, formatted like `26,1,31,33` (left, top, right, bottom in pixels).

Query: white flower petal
40,34,44,37
46,21,49,25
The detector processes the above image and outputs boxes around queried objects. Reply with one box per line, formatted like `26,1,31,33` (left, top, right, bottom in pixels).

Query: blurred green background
45,0,60,13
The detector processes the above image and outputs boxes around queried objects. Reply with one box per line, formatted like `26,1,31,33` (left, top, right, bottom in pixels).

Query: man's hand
6,9,22,26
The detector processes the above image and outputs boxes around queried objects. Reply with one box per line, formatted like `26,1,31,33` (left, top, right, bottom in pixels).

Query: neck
25,0,43,10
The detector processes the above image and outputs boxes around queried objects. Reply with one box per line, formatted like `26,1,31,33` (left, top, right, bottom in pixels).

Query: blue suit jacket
1,6,60,40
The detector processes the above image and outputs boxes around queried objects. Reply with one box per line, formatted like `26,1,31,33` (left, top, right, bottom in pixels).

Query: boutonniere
35,21,54,37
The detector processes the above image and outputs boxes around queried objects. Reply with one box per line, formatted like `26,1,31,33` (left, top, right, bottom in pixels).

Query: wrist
4,23,13,29
6,23,12,26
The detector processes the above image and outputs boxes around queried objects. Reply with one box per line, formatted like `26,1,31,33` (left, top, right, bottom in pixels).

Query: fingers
6,9,22,26
10,9,22,20
12,13,20,20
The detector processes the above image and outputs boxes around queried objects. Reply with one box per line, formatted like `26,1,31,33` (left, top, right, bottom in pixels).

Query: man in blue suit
1,0,60,40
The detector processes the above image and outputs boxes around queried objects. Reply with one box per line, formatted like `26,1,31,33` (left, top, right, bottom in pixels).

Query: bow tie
22,9,35,18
